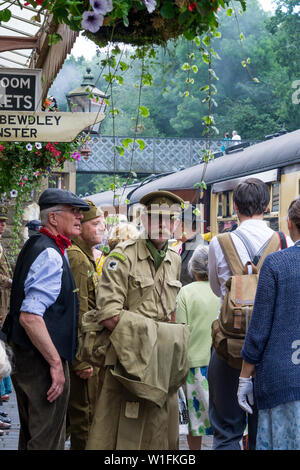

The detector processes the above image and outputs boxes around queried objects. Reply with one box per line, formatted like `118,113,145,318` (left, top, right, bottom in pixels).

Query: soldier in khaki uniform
86,191,190,450
67,200,106,450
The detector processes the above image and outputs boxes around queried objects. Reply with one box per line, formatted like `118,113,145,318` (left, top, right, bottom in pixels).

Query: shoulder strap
233,229,257,262
217,233,244,275
256,232,281,270
277,231,288,250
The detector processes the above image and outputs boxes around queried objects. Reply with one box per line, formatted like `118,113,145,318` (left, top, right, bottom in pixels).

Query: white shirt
208,219,292,301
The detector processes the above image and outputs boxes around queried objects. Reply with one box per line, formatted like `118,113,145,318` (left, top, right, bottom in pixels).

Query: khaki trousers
67,366,100,450
11,344,70,450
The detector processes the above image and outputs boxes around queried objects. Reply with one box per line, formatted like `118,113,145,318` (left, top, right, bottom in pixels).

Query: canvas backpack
211,230,287,369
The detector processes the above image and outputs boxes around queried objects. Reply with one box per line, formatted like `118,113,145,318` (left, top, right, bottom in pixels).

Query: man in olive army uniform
86,191,190,450
67,200,106,450
0,207,12,328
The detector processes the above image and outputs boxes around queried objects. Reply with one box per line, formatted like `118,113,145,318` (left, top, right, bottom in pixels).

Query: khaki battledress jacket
86,237,190,450
67,238,102,450
0,244,12,327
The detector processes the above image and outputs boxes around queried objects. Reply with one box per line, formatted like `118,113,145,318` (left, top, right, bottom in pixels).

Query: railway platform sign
0,111,106,142
0,68,43,112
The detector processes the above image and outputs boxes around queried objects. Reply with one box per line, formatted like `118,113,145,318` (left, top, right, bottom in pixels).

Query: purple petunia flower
81,10,104,33
90,0,113,15
142,0,156,13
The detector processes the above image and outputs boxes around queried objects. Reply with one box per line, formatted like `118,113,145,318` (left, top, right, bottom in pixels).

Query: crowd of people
0,177,299,451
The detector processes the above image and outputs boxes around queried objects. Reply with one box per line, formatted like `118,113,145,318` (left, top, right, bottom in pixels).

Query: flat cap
0,206,8,220
139,190,184,215
81,200,104,223
26,219,42,230
38,188,90,211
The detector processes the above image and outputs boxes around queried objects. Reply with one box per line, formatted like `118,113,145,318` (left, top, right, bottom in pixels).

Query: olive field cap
81,200,104,223
0,206,8,220
139,190,185,216
38,189,90,211
26,219,42,230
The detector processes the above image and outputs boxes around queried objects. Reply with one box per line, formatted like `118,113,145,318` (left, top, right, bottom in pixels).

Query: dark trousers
11,344,70,450
207,348,258,450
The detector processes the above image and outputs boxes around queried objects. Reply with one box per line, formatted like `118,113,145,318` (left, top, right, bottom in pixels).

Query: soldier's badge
107,259,119,271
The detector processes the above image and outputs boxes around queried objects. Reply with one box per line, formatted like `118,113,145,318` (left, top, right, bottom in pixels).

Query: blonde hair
108,223,140,250
0,340,11,378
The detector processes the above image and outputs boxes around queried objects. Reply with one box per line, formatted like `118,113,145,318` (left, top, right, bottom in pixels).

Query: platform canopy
0,1,78,99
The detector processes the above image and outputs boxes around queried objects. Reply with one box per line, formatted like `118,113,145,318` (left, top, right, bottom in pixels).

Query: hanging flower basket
84,0,247,47
17,0,247,48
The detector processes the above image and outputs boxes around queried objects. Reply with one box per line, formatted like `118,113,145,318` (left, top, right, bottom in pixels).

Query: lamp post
66,67,109,159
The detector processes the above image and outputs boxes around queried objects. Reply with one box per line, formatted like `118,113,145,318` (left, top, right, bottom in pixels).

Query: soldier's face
80,216,106,247
144,213,178,242
0,220,7,235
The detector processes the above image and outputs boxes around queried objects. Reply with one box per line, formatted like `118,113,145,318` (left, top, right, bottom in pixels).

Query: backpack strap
217,233,244,275
277,231,288,250
256,232,281,270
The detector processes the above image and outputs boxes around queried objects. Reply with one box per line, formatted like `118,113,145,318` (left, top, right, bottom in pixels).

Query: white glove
237,377,254,414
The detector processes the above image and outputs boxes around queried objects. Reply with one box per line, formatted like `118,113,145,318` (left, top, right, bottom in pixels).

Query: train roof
128,129,300,203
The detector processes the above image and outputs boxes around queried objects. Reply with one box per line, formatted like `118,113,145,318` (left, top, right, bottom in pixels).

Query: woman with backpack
238,197,300,450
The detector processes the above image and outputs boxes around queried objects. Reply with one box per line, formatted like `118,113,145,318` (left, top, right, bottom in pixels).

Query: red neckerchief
39,227,71,255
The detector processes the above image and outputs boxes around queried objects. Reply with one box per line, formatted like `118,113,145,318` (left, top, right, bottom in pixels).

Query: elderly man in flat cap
66,200,106,450
86,190,190,451
2,188,89,450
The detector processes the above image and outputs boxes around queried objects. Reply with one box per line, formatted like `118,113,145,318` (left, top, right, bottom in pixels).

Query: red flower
187,1,197,12
0,144,5,152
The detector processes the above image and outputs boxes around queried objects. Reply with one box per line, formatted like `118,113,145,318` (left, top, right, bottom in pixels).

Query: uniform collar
137,237,172,263
71,237,95,263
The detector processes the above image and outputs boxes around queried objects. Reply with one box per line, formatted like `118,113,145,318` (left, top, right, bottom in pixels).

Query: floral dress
185,366,213,437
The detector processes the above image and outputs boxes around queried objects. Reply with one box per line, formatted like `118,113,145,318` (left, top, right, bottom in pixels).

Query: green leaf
183,29,195,41
136,139,145,151
202,35,211,47
114,146,125,156
119,61,129,72
226,8,233,16
0,8,11,22
48,33,62,45
139,106,149,117
122,138,134,148
201,52,210,64
160,2,175,19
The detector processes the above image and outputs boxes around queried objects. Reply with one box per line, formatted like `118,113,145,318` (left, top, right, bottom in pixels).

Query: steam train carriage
127,129,300,237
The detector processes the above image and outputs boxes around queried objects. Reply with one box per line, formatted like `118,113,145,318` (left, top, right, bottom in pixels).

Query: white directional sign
0,111,106,142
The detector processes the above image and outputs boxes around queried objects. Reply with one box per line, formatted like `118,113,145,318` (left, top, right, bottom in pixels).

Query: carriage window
217,193,222,217
272,183,280,212
223,192,230,217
